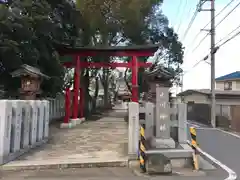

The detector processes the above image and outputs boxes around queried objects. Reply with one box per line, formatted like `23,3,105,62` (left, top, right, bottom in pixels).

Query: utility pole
210,0,216,128
198,0,216,127
181,73,184,92
180,73,184,102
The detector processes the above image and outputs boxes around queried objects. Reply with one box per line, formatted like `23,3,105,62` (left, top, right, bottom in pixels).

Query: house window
224,81,232,90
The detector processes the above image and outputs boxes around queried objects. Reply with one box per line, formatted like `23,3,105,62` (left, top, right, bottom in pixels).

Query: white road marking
217,128,240,139
187,140,237,180
187,120,240,138
187,122,200,128
187,121,215,130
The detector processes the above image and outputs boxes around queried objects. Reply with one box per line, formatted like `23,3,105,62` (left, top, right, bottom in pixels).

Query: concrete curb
128,160,206,177
60,123,75,129
60,118,85,129
0,160,128,172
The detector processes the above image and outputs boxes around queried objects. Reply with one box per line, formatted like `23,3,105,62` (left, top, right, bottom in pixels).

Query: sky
161,0,240,93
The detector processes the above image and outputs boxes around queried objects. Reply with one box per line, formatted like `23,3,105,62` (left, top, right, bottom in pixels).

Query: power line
185,24,240,74
176,0,188,33
181,0,205,41
175,53,209,79
184,24,240,77
191,0,240,53
183,22,240,78
191,33,208,52
175,0,184,31
183,55,209,75
181,10,198,41
175,52,210,93
216,23,240,46
188,0,235,47
215,1,240,28
216,27,240,48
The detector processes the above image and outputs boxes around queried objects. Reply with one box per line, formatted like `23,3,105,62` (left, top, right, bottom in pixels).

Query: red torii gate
57,44,159,124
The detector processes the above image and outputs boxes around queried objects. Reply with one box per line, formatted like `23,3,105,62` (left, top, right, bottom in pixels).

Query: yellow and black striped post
139,125,147,172
190,126,199,170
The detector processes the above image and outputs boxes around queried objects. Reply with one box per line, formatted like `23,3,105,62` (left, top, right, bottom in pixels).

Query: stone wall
0,96,65,165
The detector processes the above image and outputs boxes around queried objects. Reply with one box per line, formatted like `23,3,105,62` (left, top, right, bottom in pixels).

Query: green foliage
0,0,184,100
75,0,184,98
0,0,81,97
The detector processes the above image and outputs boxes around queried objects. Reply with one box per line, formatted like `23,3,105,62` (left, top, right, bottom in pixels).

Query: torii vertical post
72,55,80,120
131,56,138,102
63,87,71,123
58,45,159,127
79,87,84,118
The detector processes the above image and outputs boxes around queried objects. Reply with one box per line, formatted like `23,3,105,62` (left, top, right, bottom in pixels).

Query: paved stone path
5,108,128,166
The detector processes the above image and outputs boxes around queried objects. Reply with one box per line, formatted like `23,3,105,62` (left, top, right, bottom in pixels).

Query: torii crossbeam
56,44,159,124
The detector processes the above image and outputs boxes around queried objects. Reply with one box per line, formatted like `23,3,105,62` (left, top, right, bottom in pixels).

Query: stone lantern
11,64,50,100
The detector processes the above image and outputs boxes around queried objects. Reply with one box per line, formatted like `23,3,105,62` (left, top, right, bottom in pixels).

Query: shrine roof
56,44,160,56
145,65,174,79
11,64,50,79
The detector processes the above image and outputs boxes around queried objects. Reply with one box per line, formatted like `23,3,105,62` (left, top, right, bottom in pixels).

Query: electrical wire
215,1,240,28
174,0,184,30
176,0,188,33
180,0,205,41
216,23,240,46
174,53,209,80
181,10,198,41
188,0,235,48
182,23,240,80
216,27,240,48
179,24,240,90
184,23,240,78
183,56,208,75
191,0,240,53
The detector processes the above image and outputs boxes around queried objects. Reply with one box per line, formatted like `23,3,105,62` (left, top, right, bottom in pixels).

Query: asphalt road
187,122,240,179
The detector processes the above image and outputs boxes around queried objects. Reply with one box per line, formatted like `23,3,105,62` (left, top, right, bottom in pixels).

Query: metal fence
187,102,240,131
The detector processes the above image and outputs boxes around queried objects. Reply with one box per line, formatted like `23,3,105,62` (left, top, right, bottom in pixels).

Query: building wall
216,81,224,90
236,80,240,90
178,93,240,105
178,93,209,104
215,80,240,90
216,98,240,105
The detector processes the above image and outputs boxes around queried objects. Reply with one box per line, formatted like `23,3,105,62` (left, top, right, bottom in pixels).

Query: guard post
190,126,199,170
139,125,147,172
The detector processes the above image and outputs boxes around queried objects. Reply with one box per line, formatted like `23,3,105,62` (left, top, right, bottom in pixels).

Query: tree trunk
124,68,132,93
83,70,92,117
103,69,109,108
92,76,99,112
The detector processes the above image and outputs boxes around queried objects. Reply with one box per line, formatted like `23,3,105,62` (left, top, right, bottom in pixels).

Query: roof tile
215,71,240,81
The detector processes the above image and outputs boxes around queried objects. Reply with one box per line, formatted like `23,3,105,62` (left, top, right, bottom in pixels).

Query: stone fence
0,96,65,165
47,95,65,122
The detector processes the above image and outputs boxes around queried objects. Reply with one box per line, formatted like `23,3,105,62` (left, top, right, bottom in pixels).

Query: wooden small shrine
11,64,50,100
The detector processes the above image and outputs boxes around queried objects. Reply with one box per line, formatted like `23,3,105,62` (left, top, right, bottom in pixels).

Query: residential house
176,72,240,130
215,71,240,90
176,71,240,105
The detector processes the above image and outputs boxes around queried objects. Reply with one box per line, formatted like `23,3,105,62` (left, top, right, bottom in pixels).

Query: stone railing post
178,103,187,143
128,102,139,159
0,100,12,164
145,102,154,139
